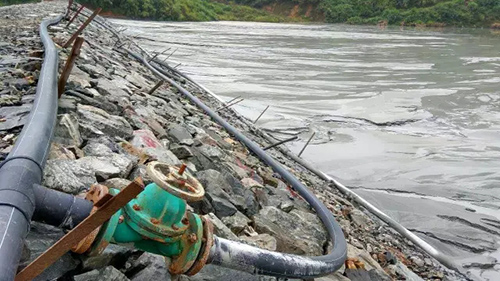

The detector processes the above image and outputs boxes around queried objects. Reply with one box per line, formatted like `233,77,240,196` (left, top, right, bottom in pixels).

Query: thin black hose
126,50,347,278
0,15,63,281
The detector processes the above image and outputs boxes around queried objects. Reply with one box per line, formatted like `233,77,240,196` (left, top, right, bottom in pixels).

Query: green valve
89,161,210,275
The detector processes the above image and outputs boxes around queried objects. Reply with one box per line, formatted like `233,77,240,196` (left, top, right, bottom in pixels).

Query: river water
112,19,500,279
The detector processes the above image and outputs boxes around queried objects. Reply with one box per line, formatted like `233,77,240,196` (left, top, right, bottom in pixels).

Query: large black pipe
0,15,62,280
126,50,347,278
33,185,93,230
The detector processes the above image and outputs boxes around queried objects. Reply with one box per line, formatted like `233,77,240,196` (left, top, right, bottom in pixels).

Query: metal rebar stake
216,98,244,112
263,136,298,151
58,36,84,98
253,105,270,124
298,132,315,157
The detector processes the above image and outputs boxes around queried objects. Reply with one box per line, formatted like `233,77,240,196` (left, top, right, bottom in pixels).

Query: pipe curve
0,15,63,281
125,50,347,278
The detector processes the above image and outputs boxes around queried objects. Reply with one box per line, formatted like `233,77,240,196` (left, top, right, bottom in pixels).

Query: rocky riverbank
0,2,467,280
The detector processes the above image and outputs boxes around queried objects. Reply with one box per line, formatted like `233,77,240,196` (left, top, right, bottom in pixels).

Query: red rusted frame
66,4,84,28
63,8,101,48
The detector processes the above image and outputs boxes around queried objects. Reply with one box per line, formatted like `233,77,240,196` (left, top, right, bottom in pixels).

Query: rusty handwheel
71,184,109,254
146,161,205,202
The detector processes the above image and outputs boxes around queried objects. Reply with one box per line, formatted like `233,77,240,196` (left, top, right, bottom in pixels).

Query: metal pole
63,8,101,48
298,132,315,157
173,63,182,69
147,80,165,95
216,98,244,112
163,48,178,62
253,105,269,124
225,96,241,105
263,136,298,151
149,48,171,62
65,4,84,28
58,36,84,98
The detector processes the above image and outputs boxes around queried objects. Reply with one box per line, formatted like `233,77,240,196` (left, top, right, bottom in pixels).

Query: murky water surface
112,19,500,279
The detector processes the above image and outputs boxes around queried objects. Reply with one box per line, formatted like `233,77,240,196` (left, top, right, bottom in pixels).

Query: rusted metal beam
58,36,84,98
15,178,145,281
147,80,165,95
298,132,315,157
66,4,84,28
63,8,101,48
253,105,269,124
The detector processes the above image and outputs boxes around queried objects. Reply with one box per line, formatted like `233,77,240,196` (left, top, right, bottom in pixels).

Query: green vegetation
79,0,284,22
320,0,500,27
3,0,499,27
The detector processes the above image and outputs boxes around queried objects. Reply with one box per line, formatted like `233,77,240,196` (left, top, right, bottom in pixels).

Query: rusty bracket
58,36,84,98
66,5,84,28
15,178,145,281
63,8,101,48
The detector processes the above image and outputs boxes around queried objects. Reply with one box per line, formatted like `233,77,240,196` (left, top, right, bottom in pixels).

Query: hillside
3,0,499,27
78,0,500,27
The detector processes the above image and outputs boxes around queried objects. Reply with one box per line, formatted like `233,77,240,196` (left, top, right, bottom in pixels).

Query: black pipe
0,15,62,281
33,185,93,230
126,50,347,278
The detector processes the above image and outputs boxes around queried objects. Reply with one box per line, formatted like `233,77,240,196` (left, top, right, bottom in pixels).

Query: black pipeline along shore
0,1,476,281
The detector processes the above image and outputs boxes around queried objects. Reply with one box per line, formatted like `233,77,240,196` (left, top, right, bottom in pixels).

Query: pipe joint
0,159,41,223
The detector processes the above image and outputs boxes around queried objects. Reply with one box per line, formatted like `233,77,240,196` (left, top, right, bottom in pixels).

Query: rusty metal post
66,4,84,28
147,80,165,95
298,132,315,157
63,8,101,48
58,36,84,98
253,105,270,124
15,179,144,281
65,0,74,18
264,136,298,151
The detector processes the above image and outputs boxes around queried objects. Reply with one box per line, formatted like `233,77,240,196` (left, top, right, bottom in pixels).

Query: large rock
83,141,114,156
77,153,135,181
80,244,139,271
206,213,238,240
168,123,193,146
26,223,79,281
131,129,180,165
74,266,130,281
77,104,133,139
239,234,278,251
129,253,170,281
254,206,327,255
43,159,96,194
0,104,30,131
53,113,83,147
222,211,251,235
196,169,258,217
